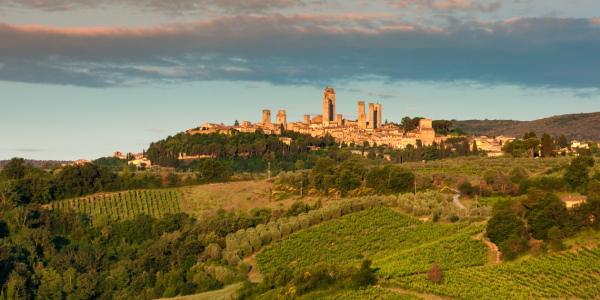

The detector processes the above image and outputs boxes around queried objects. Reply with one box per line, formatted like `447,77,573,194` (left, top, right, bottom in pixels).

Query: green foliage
486,210,524,244
396,245,600,300
52,190,182,224
197,159,231,182
322,286,422,300
257,207,487,280
564,156,595,189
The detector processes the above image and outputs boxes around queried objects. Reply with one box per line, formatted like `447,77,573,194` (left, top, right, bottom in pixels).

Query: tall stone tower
368,103,375,129
304,115,310,125
375,104,382,129
358,101,367,129
276,110,287,126
262,110,271,124
337,114,342,125
322,86,336,122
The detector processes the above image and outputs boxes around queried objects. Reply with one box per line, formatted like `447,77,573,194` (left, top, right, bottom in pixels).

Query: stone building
262,110,271,124
323,86,336,123
276,110,287,126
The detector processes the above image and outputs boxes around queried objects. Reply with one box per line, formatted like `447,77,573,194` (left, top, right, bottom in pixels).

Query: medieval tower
323,86,336,123
358,101,367,129
276,110,287,126
262,110,271,124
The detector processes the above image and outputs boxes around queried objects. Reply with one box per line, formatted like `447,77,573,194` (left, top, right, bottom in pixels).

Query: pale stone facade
276,110,287,126
262,110,271,124
323,86,336,122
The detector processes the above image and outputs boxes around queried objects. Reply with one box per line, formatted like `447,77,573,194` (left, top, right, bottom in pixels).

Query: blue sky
1,0,599,160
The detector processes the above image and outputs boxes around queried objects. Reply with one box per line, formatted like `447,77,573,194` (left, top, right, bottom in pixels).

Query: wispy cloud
142,125,165,132
13,148,42,151
406,107,418,110
390,0,501,12
347,88,401,99
0,0,324,15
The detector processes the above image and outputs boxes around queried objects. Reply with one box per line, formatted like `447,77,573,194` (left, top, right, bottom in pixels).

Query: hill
0,159,73,169
453,112,600,140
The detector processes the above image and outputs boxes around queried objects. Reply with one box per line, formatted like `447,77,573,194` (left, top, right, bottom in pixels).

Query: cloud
390,0,501,12
142,125,165,132
346,88,401,99
13,148,42,151
0,0,322,15
0,15,599,90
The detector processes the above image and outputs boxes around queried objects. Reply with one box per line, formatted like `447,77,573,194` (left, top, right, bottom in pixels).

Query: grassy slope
158,282,242,300
453,112,600,140
179,180,325,215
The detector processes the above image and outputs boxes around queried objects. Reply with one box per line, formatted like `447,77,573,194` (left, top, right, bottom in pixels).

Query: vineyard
49,190,182,223
256,207,488,278
395,245,600,299
323,286,423,300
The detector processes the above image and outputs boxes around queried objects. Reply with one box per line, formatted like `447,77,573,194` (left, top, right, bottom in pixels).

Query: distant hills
0,159,73,169
453,112,600,141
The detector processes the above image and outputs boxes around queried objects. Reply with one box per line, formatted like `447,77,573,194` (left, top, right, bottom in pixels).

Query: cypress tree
472,141,479,156
541,132,553,157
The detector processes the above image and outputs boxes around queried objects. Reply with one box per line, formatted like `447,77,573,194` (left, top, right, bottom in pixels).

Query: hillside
0,159,73,169
453,112,600,140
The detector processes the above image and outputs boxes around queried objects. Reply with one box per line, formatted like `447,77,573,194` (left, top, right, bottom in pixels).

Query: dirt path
386,287,451,300
243,250,264,283
482,239,500,264
451,194,466,210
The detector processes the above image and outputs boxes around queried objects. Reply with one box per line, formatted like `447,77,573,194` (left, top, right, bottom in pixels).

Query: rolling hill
453,112,600,141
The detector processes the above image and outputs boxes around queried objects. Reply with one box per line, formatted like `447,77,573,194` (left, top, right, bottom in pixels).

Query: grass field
180,180,326,215
158,283,242,300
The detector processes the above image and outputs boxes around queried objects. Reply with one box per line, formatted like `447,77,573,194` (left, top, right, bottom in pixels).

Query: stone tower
262,110,271,124
276,110,287,126
304,115,310,125
337,114,342,125
322,86,336,122
375,104,382,129
368,103,375,129
358,101,367,129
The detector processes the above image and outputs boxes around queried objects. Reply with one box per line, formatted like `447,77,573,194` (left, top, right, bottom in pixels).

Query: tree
509,165,529,183
428,263,443,284
522,137,541,158
454,127,465,136
564,156,595,189
546,226,564,241
423,146,437,161
541,133,554,157
197,159,230,182
486,210,524,244
367,149,376,160
472,141,479,156
503,141,516,157
234,120,240,126
387,167,415,193
557,134,569,148
352,259,377,287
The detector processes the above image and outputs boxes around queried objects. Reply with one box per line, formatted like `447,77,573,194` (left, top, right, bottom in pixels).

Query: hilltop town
186,86,516,154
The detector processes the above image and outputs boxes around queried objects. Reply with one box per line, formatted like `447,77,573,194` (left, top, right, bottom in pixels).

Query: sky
1,0,599,160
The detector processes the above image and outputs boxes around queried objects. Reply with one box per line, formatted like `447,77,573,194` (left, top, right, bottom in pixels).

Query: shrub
428,263,443,284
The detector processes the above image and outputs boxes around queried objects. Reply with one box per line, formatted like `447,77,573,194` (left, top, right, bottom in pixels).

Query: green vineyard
324,287,423,300
49,190,182,222
256,207,488,278
396,245,600,300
